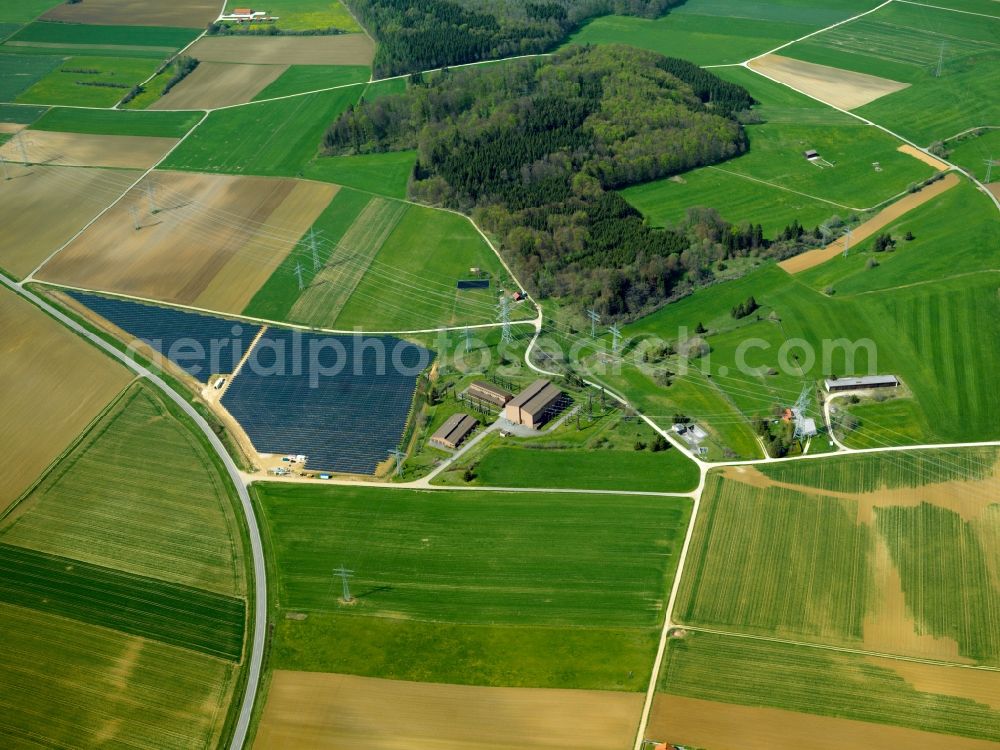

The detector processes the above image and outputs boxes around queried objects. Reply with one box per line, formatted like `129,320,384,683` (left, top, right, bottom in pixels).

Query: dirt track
779,172,960,274
0,130,178,170
186,34,375,66
42,0,220,27
649,694,1000,750
150,62,288,110
37,171,337,313
898,145,949,171
749,54,909,110
257,671,643,750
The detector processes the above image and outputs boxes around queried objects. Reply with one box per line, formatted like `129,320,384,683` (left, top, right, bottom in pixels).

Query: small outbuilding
430,412,478,450
824,375,899,392
468,380,513,407
504,378,564,429
804,149,819,160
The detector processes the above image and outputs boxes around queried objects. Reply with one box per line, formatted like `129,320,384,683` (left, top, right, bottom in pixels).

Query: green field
0,603,237,750
0,52,61,101
253,65,369,100
161,85,362,175
29,106,201,137
0,0,61,24
245,195,507,330
223,0,361,32
258,483,691,627
0,103,46,123
460,429,700,493
303,149,416,198
258,482,690,687
782,3,1000,144
0,384,245,595
16,55,160,107
797,178,999,294
8,20,200,49
661,631,1000,742
946,128,1000,182
0,543,244,660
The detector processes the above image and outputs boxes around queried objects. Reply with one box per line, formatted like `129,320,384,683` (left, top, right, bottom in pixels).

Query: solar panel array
456,279,490,289
66,291,261,383
221,328,434,474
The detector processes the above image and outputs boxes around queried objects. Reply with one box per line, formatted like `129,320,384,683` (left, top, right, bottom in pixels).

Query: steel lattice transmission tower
388,448,405,476
609,323,622,355
497,295,513,344
587,309,600,338
792,383,815,441
334,565,354,603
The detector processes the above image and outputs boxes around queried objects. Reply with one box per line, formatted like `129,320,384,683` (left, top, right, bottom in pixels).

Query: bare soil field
779,172,960,273
749,54,909,110
648,695,1000,750
150,62,288,110
0,130,178,170
257,671,643,750
0,163,141,278
898,144,949,171
186,34,375,66
43,0,220,27
0,287,131,512
0,123,25,134
37,171,337,313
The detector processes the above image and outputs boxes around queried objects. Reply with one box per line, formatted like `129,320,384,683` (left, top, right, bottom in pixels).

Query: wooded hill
324,46,757,319
345,0,684,76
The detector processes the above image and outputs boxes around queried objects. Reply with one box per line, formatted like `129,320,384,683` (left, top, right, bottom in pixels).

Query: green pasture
29,106,201,137
662,631,1000,742
119,66,174,109
303,149,416,198
274,612,657,690
0,603,236,750
0,52,61,101
675,473,870,642
838,397,931,448
0,0,62,24
0,103,46,122
782,3,1000,144
0,544,244,660
253,65,369,100
223,0,361,32
161,85,361,175
0,384,246,596
16,55,160,107
8,21,200,49
256,482,691,628
946,128,1000,181
363,75,406,101
798,178,999,294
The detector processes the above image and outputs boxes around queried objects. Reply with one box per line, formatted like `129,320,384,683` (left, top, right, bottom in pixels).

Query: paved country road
0,275,267,750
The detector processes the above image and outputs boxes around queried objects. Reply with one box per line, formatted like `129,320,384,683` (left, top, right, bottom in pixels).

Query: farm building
804,149,819,160
468,380,513,407
430,413,478,450
824,375,899,392
504,379,564,429
219,8,277,23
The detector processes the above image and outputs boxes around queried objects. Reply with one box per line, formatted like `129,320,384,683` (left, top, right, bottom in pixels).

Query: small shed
804,149,819,159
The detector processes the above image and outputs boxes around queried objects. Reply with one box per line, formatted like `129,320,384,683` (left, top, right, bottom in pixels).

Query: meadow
273,612,659,690
1,384,246,596
16,55,160,107
782,3,1000,144
8,20,200,49
0,0,62,23
675,472,870,642
246,195,507,330
0,52,62,101
161,85,362,175
29,105,201,137
797,178,999,295
223,0,361,32
302,148,416,198
661,631,1000,743
0,603,237,750
256,482,691,628
0,103,46,123
253,65,370,100
0,543,245,659
947,129,1000,182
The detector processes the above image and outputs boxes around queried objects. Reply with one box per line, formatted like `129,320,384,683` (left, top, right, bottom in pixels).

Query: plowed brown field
186,34,374,66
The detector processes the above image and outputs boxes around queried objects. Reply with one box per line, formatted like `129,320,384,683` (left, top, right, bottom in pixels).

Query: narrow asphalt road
0,276,267,750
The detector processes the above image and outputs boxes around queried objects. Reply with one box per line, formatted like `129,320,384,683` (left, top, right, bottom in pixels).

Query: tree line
344,0,685,76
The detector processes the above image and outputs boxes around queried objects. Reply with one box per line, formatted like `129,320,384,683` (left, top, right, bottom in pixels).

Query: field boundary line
845,268,1000,296
705,165,858,210
32,280,529,336
678,625,1000,672
895,0,1000,19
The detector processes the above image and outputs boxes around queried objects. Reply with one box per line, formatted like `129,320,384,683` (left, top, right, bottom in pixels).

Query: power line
985,155,994,184
333,565,354,603
388,448,405,476
587,309,600,338
497,294,512,344
609,323,622,355
294,261,304,291
128,203,140,231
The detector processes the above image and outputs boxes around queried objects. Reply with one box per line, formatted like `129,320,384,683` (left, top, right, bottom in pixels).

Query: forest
344,0,684,76
323,46,810,319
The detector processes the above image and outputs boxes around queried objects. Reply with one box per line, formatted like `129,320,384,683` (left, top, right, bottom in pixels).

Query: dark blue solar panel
221,328,433,474
66,291,262,383
456,279,490,289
